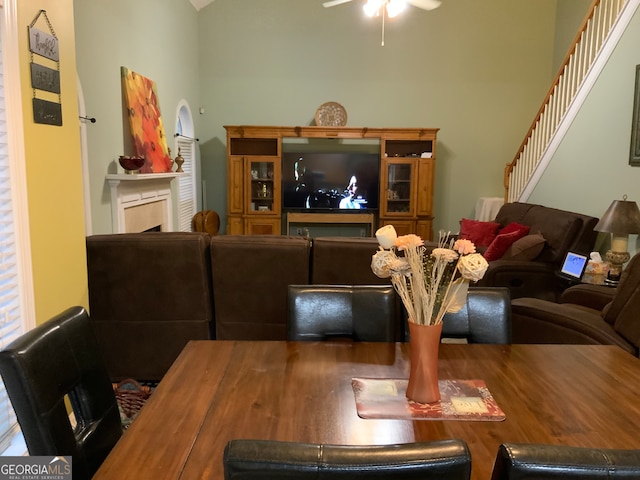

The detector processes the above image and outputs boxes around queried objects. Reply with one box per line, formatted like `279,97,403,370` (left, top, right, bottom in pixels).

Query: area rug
352,378,505,421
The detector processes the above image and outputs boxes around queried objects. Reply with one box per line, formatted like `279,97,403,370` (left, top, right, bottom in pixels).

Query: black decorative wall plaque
29,10,62,126
30,63,60,94
32,98,62,126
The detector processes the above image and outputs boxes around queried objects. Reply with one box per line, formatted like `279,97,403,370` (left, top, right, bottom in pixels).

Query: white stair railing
505,0,638,202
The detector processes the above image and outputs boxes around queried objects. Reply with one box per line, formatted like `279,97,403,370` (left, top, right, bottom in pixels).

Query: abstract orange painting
121,67,173,173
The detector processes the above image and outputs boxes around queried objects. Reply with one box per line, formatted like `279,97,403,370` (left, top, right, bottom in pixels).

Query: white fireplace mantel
106,173,183,233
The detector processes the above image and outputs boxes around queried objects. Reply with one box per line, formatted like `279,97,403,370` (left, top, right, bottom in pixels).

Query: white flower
389,257,411,275
375,225,397,249
457,253,489,282
371,250,410,278
369,226,488,326
431,248,458,263
371,249,396,278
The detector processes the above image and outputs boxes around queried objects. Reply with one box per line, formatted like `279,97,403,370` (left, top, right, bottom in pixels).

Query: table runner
352,378,505,421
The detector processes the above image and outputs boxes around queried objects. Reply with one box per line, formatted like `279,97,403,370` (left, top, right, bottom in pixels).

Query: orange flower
394,234,424,251
453,239,476,255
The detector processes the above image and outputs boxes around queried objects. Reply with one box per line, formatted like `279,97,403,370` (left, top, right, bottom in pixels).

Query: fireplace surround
106,173,182,233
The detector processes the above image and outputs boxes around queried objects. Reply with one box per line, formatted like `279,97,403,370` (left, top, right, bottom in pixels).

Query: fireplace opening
123,200,168,233
107,174,176,233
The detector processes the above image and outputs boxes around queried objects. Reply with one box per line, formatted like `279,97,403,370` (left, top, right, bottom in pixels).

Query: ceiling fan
323,0,441,45
323,0,442,16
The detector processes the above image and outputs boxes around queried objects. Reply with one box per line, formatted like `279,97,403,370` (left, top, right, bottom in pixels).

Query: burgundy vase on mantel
406,321,442,404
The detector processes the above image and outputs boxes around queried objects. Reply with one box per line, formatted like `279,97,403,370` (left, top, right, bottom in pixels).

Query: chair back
288,285,396,342
224,439,471,479
491,443,640,479
441,287,512,344
0,306,122,480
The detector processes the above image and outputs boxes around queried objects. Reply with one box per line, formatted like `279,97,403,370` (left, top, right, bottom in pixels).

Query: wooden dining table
94,340,640,480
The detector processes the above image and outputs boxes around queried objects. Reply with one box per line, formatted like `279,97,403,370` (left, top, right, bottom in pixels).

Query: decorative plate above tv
315,102,347,127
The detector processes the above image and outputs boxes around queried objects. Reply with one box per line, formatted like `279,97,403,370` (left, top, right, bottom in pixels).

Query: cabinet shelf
384,139,433,158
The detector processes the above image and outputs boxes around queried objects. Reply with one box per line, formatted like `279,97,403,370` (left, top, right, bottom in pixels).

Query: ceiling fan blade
323,0,353,7
407,0,442,11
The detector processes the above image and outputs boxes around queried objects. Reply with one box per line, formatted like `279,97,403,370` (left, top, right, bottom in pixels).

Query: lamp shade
594,199,640,234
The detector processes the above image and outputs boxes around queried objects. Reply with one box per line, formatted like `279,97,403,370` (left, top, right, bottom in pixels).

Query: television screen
282,152,380,211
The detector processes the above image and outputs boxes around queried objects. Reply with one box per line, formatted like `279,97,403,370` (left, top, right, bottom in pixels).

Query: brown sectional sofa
474,202,599,301
86,201,598,381
86,233,388,381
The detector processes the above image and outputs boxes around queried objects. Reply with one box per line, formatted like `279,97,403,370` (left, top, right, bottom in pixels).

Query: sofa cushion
502,233,546,261
459,219,500,248
494,202,535,226
211,235,311,340
484,229,528,262
86,232,214,381
311,237,388,285
603,253,640,348
519,206,583,264
511,298,635,354
498,222,530,237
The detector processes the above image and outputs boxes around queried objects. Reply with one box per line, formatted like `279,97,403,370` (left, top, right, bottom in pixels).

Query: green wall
553,0,592,73
74,0,596,236
73,0,201,234
529,3,640,253
198,0,557,234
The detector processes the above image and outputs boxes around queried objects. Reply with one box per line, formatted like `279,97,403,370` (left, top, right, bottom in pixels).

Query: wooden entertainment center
225,125,438,240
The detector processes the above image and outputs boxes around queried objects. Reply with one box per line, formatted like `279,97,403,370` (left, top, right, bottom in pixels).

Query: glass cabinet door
247,158,278,214
384,160,415,215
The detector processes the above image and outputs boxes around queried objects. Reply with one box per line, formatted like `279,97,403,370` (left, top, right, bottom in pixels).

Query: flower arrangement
371,225,489,326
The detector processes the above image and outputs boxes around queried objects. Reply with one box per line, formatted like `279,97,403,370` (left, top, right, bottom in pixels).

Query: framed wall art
629,65,640,166
121,67,173,173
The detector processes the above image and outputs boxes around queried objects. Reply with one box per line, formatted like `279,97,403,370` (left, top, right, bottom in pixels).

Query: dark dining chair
491,443,640,479
287,284,397,342
440,287,512,344
224,439,471,479
0,306,123,480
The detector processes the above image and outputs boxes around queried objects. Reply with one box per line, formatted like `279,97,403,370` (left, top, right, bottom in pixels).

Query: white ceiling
189,0,215,11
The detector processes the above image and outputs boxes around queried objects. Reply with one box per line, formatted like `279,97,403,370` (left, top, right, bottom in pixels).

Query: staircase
504,0,640,202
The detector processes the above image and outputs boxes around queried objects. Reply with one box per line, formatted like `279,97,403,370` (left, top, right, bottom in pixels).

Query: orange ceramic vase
406,321,442,404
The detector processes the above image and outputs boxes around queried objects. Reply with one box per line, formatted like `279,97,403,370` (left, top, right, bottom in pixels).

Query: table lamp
594,195,640,285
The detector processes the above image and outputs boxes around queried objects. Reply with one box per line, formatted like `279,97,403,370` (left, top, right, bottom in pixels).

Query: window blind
176,137,196,232
0,0,31,454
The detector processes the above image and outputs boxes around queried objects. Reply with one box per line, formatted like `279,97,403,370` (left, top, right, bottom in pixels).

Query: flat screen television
282,152,380,211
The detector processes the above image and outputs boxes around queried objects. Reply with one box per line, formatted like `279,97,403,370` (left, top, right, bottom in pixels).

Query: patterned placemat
352,378,505,421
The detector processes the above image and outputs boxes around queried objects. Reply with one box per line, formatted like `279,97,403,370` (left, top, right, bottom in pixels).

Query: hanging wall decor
121,67,173,173
29,10,62,126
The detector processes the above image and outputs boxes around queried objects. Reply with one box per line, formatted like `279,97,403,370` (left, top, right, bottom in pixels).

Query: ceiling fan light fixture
363,0,384,17
386,0,407,18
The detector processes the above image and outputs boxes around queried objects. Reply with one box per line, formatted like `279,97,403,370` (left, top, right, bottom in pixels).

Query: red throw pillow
484,229,529,262
459,219,500,248
498,222,530,237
